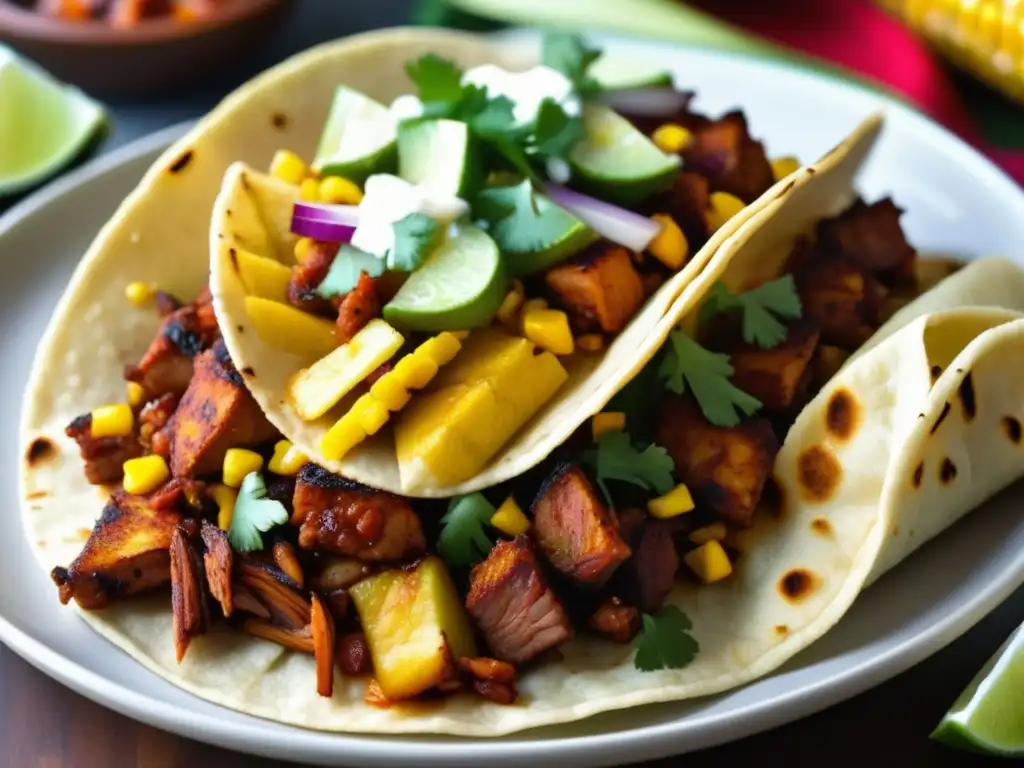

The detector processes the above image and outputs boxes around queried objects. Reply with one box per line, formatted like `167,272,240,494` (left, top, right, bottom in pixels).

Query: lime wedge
383,225,507,332
589,55,674,90
0,45,107,197
312,85,398,183
932,623,1024,757
568,102,681,205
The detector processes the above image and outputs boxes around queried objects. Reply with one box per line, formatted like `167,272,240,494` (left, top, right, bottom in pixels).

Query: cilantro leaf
698,276,803,349
468,95,518,137
582,430,675,506
542,32,602,95
316,245,386,299
438,492,496,568
532,99,585,158
406,54,465,104
388,213,441,272
475,179,587,256
634,606,700,672
228,473,289,553
659,331,762,427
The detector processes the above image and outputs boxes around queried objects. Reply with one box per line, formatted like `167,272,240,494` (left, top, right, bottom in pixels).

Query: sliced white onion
546,184,662,253
600,87,693,117
292,201,360,224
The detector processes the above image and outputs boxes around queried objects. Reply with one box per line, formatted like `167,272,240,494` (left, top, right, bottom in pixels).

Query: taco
22,28,1024,738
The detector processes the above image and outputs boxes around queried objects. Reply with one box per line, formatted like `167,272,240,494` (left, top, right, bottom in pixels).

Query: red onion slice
600,87,693,117
290,202,360,242
292,201,360,224
546,185,662,253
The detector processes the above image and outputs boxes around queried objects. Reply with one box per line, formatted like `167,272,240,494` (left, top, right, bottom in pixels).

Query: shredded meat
234,556,311,630
64,413,142,485
333,272,380,345
170,525,210,663
200,520,233,617
242,619,314,652
287,241,339,316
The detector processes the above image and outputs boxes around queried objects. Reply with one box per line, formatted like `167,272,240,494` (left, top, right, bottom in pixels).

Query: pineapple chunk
286,319,404,421
350,556,477,701
232,248,292,304
394,330,568,491
684,540,733,584
245,296,338,361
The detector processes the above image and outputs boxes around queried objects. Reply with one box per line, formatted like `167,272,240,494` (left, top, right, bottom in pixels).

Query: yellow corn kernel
321,412,368,461
299,177,320,202
648,483,695,519
651,123,693,154
647,214,689,270
122,455,170,495
707,192,746,233
211,484,239,530
418,332,462,367
591,411,626,440
268,440,309,476
770,156,800,182
521,298,547,317
689,522,727,545
269,150,308,186
451,330,471,340
393,353,439,390
90,403,134,438
222,448,264,489
523,309,574,356
496,289,525,324
684,539,733,584
319,176,364,205
125,281,155,306
576,334,604,352
352,393,390,435
294,236,315,264
126,381,146,407
370,372,412,412
490,496,530,536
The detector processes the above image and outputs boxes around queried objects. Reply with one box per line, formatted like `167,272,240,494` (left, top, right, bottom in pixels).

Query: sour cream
389,94,424,123
461,64,580,125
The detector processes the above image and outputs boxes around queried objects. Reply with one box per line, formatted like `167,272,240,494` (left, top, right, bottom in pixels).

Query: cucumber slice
312,86,397,183
398,118,481,199
383,225,507,332
590,54,674,90
568,102,681,205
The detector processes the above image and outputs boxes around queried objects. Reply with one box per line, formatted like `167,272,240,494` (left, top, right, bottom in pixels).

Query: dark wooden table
1,1,1022,765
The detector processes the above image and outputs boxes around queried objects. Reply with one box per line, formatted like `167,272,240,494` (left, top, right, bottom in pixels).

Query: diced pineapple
591,411,625,440
245,296,338,361
684,540,733,584
490,496,530,536
523,309,574,356
350,556,477,701
647,483,695,519
286,319,404,421
232,248,292,304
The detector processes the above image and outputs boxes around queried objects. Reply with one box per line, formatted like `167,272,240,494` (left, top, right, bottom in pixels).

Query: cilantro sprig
542,32,602,96
582,430,675,507
659,331,762,428
698,276,803,350
634,606,700,672
438,492,496,568
227,473,289,553
317,245,385,299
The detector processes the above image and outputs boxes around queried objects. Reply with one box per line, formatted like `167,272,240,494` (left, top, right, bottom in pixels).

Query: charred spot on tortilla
810,517,832,537
271,112,289,129
26,490,48,500
957,372,976,421
774,179,797,199
236,324,244,334
930,402,951,435
774,625,789,637
240,173,251,191
796,445,841,502
930,364,942,384
242,366,255,378
912,461,924,489
168,150,194,174
778,569,819,604
229,248,240,274
1002,416,1022,444
26,437,56,466
825,388,859,441
940,458,957,484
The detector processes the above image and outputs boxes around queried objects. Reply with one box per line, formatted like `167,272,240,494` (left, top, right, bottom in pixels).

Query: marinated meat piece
234,556,311,630
816,198,916,286
647,172,712,250
466,537,572,664
64,413,142,485
310,594,336,698
168,340,278,478
726,321,821,413
656,395,779,526
587,597,641,643
242,619,314,652
288,241,339,316
154,290,184,316
337,631,372,676
138,392,178,453
531,463,631,585
614,509,682,614
459,657,518,705
125,300,219,398
683,111,775,204
544,242,645,334
795,258,882,349
293,464,426,562
333,272,380,345
170,526,210,663
200,520,233,617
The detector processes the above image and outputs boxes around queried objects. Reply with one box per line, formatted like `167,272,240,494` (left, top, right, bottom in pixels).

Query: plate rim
3,33,1024,766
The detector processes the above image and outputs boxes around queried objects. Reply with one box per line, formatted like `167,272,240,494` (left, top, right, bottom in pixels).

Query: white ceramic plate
3,31,1024,768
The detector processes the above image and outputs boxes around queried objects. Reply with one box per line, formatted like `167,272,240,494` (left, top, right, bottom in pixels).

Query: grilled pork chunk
293,464,426,562
170,526,210,663
587,597,641,644
648,171,712,251
544,242,645,334
683,111,775,204
531,463,631,586
65,413,143,485
816,198,916,286
288,240,339,316
466,537,572,664
334,272,380,345
614,509,682,614
168,339,277,478
726,321,820,414
125,298,219,399
656,395,779,526
794,258,882,349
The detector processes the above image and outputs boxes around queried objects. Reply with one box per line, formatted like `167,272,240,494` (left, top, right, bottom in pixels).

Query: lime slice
383,225,507,332
398,118,481,199
932,623,1024,757
312,85,398,183
590,54,674,90
0,45,107,197
568,102,681,205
